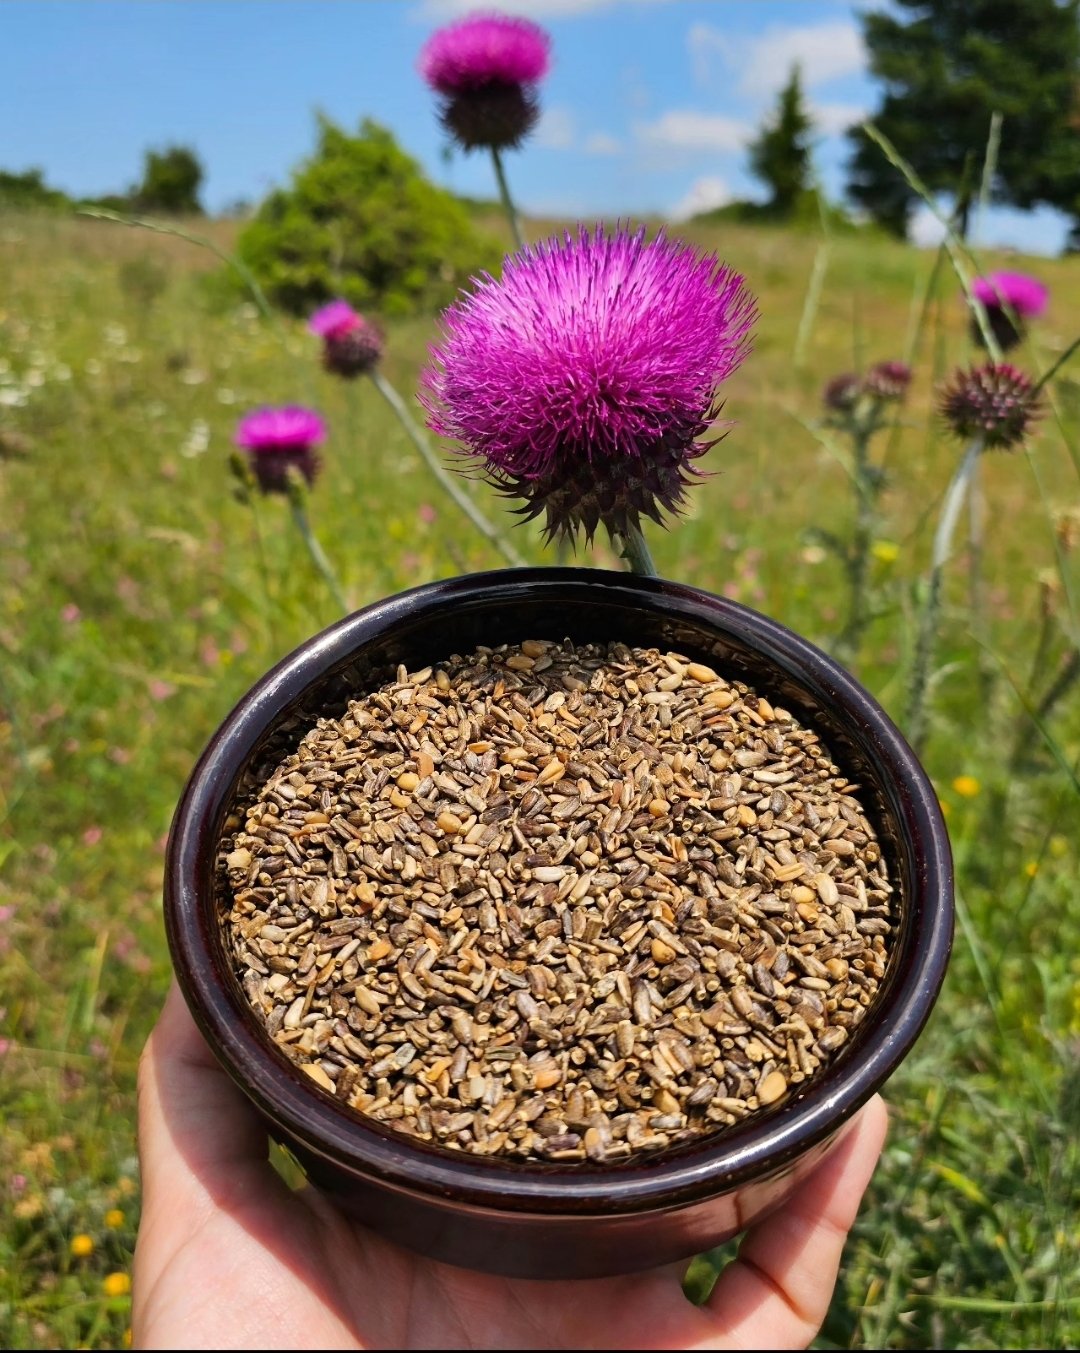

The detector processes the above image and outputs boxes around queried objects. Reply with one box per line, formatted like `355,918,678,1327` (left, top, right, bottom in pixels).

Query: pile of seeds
222,639,896,1163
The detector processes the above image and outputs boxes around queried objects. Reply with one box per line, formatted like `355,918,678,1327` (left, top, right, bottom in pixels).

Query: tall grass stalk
906,436,984,748
490,147,526,252
367,368,527,568
285,476,351,615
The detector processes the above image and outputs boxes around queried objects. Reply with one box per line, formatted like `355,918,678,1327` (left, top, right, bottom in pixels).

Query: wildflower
419,12,551,152
951,775,981,798
421,225,756,545
1024,860,1040,878
102,1272,131,1298
970,271,1048,352
863,359,911,402
871,540,899,564
938,362,1041,451
822,372,861,412
71,1234,95,1258
234,406,326,494
104,1209,124,1229
308,300,383,379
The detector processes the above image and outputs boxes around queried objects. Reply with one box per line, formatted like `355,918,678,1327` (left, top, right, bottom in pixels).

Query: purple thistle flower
938,362,1041,451
863,359,912,402
970,270,1048,353
419,12,551,152
420,225,756,545
822,372,862,412
308,299,383,379
234,405,326,493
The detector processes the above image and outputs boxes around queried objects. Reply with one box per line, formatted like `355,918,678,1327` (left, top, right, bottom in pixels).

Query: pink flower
421,225,755,545
308,300,383,378
60,603,81,624
148,679,178,702
234,406,326,494
419,13,550,93
82,826,103,847
419,12,552,151
972,271,1048,319
939,362,1042,451
418,503,438,525
970,272,1048,353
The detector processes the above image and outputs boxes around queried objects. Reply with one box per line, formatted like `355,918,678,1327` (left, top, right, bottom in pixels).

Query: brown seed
686,662,719,683
758,1070,788,1104
437,811,464,834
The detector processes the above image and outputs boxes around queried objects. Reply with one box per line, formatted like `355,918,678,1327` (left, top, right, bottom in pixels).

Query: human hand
133,981,888,1350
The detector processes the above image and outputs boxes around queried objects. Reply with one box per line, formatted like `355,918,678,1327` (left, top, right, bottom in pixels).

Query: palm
134,985,887,1351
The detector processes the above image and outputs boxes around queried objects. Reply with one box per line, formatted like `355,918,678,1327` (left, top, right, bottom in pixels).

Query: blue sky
1,0,1070,253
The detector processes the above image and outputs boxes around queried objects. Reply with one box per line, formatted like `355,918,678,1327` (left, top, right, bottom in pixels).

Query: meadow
1,206,1078,1349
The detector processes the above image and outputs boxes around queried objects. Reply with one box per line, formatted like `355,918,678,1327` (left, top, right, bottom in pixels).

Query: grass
0,207,1078,1349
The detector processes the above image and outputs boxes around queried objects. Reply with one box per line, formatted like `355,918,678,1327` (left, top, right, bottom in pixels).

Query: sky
0,0,1070,254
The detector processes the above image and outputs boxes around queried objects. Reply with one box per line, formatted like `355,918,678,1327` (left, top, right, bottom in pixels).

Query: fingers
137,979,275,1223
696,1094,889,1350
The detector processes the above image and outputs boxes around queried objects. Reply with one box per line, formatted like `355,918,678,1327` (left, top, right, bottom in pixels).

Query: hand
133,981,888,1350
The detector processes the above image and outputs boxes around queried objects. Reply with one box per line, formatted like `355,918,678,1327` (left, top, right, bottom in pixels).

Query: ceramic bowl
164,567,953,1279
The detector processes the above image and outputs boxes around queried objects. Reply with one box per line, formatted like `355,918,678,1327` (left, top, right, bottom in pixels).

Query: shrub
235,116,503,317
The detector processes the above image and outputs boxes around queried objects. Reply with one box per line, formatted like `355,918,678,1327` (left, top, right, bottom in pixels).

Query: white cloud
811,102,868,136
535,105,575,149
668,175,731,223
584,131,622,155
909,205,947,249
689,19,865,99
636,110,749,153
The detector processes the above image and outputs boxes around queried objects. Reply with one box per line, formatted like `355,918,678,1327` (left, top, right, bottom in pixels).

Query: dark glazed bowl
164,567,953,1280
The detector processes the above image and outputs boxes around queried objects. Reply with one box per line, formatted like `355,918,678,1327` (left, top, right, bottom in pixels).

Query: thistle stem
287,490,351,617
490,146,526,252
835,425,877,665
906,437,983,750
616,524,659,578
368,368,527,569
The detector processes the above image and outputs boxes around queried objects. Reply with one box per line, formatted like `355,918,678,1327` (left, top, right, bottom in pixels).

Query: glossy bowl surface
164,567,953,1279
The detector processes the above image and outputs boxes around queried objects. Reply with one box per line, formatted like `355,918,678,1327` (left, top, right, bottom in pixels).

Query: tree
847,0,1080,239
236,116,501,317
747,65,815,217
134,145,204,215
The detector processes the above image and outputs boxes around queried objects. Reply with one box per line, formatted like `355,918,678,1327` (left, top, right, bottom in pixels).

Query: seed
758,1070,788,1104
224,637,895,1165
686,662,719,683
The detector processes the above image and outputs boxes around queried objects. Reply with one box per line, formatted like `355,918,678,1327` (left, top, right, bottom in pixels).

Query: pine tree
748,65,814,217
848,0,1080,240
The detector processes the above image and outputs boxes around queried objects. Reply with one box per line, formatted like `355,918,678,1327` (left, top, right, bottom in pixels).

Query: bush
0,168,70,213
133,145,204,215
235,116,503,317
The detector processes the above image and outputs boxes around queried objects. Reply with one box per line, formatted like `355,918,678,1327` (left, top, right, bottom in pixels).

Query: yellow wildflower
1024,861,1039,878
102,1272,131,1298
104,1209,125,1229
71,1234,95,1258
951,775,980,799
871,540,900,564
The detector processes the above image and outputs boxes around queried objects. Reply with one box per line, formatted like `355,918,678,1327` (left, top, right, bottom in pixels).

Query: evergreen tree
848,0,1080,240
134,145,204,215
748,65,814,217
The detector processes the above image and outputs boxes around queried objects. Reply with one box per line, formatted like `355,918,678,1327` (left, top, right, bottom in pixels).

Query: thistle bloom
421,225,756,544
822,372,862,412
970,271,1048,352
308,300,383,379
419,13,551,152
234,405,326,493
938,362,1041,451
864,359,911,402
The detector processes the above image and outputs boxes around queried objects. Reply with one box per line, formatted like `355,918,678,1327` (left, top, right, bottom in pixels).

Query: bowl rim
165,566,954,1214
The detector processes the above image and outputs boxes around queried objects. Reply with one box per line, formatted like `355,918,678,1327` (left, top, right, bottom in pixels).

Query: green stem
614,524,658,577
835,424,877,665
287,490,351,617
368,368,527,569
906,437,983,750
490,146,526,252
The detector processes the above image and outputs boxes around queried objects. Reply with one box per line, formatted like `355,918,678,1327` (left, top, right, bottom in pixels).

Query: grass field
1,207,1078,1349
